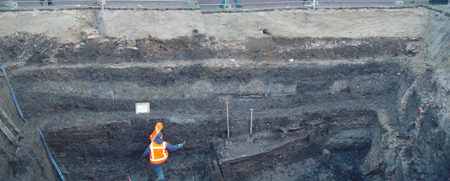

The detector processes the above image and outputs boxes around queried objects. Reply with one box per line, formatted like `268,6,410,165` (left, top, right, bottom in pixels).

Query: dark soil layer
12,60,403,117
0,32,412,65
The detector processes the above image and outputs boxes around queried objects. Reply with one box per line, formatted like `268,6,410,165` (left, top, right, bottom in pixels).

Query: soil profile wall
0,8,430,43
0,6,450,181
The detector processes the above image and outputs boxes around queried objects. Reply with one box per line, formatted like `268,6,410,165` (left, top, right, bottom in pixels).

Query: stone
329,80,349,95
81,28,100,40
322,149,330,163
406,42,421,53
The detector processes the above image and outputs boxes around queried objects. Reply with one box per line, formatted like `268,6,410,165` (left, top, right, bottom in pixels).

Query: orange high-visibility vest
149,122,163,141
149,141,168,164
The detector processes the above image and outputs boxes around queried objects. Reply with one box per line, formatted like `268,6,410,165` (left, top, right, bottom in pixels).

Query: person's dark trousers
151,163,164,180
40,0,53,5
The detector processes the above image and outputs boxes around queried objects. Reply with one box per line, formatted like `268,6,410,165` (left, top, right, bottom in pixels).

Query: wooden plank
218,134,309,164
214,133,310,179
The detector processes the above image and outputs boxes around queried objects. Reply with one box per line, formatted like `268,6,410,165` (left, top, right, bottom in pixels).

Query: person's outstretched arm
166,141,185,152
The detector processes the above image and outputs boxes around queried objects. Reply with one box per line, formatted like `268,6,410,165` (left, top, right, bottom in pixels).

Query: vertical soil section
0,7,450,181
0,33,416,180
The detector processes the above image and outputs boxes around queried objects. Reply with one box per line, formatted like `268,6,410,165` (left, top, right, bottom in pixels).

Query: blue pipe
0,64,26,122
38,127,66,181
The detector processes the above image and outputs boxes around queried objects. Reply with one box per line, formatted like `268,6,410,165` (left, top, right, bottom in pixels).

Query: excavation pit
30,59,401,180
1,6,450,181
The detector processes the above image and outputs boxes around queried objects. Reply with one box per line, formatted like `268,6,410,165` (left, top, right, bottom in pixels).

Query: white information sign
135,102,150,114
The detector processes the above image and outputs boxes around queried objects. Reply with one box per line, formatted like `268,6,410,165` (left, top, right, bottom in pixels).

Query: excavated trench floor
37,105,384,180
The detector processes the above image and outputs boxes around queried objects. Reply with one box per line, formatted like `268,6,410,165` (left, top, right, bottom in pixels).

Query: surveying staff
141,132,185,181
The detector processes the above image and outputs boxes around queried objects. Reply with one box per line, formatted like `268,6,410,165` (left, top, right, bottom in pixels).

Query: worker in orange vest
149,122,164,142
141,132,185,181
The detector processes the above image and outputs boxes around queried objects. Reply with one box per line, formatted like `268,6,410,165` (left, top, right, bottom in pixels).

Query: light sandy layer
0,8,430,43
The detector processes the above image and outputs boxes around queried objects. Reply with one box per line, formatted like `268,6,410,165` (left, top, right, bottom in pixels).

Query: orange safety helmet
149,122,164,141
149,141,168,164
